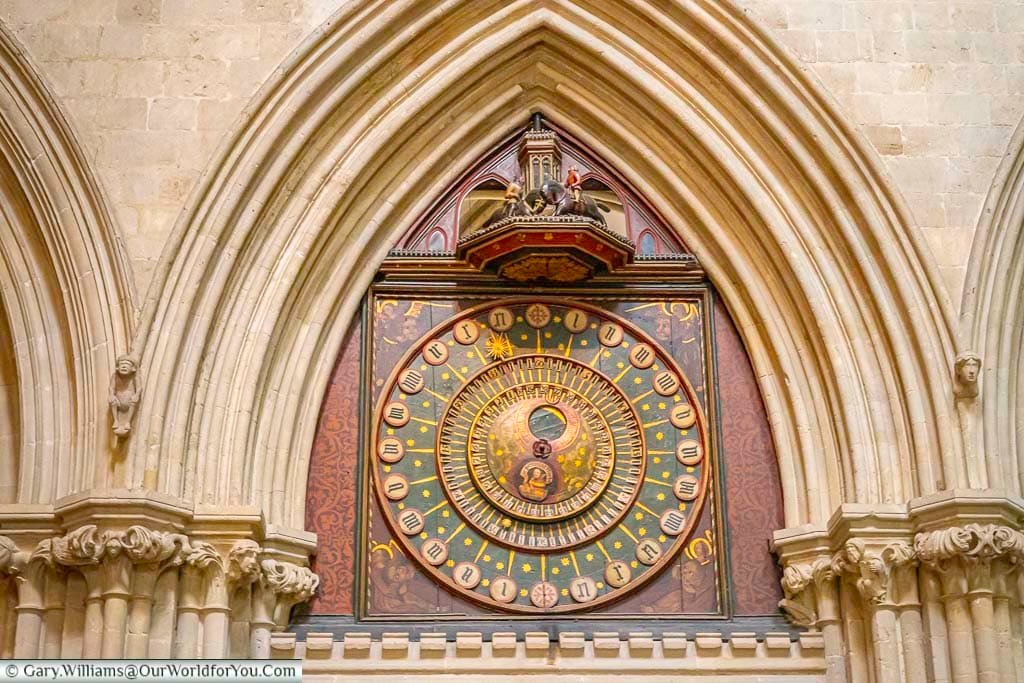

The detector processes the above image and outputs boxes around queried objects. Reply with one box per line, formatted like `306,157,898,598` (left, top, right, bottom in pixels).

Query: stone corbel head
953,351,981,399
226,540,262,589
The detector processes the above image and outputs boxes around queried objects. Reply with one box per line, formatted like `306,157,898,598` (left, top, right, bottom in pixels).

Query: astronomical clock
374,297,707,612
303,118,786,629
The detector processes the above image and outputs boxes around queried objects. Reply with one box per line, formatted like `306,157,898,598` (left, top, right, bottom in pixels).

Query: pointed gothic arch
0,24,135,503
960,115,1024,494
128,0,955,540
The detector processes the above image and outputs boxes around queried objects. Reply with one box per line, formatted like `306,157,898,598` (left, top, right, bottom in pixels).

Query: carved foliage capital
914,523,1024,590
259,558,319,602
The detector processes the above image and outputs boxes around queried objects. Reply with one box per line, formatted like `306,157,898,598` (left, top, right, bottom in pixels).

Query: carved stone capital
259,559,318,601
779,557,834,627
0,535,21,576
831,538,915,607
226,540,261,590
259,559,319,629
915,523,1024,595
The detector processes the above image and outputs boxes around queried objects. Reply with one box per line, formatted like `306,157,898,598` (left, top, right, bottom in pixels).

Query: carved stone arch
0,24,135,502
960,115,1024,494
128,0,955,538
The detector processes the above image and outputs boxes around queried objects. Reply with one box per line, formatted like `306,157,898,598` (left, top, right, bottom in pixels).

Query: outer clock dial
372,299,710,613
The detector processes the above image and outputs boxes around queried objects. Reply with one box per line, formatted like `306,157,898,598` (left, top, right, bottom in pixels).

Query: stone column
991,559,1019,683
146,569,178,658
920,566,952,683
249,582,276,659
838,574,871,683
98,551,133,658
779,557,847,683
80,567,105,658
41,568,66,658
815,565,847,683
966,558,998,683
832,539,923,683
12,555,46,658
201,564,230,659
915,523,1024,683
0,536,21,659
260,558,319,630
124,565,159,658
213,541,260,659
247,557,318,658
0,525,319,662
889,551,928,683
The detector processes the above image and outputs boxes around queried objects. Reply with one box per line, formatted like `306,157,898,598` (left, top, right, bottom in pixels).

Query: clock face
372,298,710,613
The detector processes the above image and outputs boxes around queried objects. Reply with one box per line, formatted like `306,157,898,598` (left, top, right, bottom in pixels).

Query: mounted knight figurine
538,177,611,226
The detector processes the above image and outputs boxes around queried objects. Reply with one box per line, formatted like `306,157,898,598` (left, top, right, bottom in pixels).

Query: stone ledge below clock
268,630,825,678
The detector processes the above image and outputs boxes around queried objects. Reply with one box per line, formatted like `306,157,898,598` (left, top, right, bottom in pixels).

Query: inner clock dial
438,355,644,547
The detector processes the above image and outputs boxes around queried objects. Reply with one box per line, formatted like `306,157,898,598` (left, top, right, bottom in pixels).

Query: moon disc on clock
421,538,448,566
604,560,632,588
396,509,424,535
423,340,449,366
598,322,624,347
382,474,409,501
628,343,656,369
525,303,551,328
383,401,409,427
673,474,700,501
488,307,515,332
636,539,663,565
398,369,425,394
660,509,687,536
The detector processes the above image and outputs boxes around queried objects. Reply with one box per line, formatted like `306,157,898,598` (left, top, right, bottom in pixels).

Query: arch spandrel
129,0,956,536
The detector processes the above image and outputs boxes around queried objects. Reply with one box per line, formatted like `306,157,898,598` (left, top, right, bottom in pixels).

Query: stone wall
0,0,1020,302
0,0,348,296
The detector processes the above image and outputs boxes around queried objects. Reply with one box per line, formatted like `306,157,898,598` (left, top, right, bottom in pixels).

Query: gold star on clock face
372,298,711,613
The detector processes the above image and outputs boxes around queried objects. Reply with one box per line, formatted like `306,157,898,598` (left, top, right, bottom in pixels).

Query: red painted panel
714,300,785,615
305,321,361,615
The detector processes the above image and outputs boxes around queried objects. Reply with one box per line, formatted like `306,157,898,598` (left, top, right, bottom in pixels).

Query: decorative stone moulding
268,631,823,678
455,215,635,282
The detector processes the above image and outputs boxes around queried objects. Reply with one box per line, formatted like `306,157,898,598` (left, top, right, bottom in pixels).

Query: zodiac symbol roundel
372,299,710,613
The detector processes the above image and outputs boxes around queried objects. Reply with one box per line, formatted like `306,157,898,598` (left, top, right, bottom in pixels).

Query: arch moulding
0,23,135,510
959,114,1024,496
126,0,971,567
